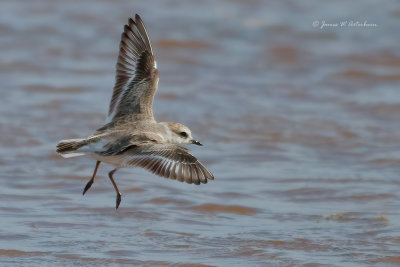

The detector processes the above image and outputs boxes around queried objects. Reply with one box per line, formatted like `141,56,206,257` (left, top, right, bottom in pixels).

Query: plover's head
160,122,202,146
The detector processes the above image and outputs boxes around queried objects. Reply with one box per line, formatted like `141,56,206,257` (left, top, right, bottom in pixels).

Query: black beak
191,139,203,146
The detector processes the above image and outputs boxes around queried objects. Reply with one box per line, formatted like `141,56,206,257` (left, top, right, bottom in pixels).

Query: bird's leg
108,169,122,209
83,161,101,195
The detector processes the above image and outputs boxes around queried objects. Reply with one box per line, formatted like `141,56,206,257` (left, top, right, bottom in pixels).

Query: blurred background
1,0,400,265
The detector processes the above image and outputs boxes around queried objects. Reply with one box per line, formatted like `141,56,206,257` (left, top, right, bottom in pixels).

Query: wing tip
126,14,142,28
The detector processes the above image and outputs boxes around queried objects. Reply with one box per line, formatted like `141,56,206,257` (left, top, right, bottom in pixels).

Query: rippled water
1,0,400,266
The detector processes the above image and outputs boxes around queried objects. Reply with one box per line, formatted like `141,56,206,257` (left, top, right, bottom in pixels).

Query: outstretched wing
119,144,214,185
107,14,159,123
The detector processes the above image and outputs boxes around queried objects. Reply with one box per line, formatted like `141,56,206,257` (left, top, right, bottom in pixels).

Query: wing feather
119,144,214,185
107,14,158,123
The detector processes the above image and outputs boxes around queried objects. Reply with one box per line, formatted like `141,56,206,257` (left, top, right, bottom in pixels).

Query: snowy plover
56,15,214,209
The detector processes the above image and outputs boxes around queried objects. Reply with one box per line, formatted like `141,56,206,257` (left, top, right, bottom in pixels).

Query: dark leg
108,169,122,209
83,161,101,195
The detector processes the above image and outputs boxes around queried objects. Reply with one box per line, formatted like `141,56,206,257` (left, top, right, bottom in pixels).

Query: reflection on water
1,0,400,265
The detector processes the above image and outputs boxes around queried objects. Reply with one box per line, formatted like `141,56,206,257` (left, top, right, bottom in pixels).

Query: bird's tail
56,138,88,158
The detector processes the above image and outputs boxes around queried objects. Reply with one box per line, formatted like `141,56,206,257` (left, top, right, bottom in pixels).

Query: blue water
1,0,400,266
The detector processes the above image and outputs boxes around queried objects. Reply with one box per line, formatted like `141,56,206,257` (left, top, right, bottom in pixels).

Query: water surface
1,0,400,266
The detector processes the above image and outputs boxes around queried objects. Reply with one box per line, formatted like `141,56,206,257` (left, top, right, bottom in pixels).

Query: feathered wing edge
112,144,214,185
107,14,157,122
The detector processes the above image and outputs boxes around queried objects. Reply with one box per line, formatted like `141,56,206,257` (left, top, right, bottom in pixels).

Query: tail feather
56,138,88,157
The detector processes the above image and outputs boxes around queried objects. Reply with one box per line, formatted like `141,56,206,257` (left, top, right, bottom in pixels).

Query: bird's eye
180,132,188,138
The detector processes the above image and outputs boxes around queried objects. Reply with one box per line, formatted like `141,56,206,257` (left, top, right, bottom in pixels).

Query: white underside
60,152,86,158
90,154,122,167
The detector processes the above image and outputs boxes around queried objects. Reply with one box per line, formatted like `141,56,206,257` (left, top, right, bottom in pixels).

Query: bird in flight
56,14,214,209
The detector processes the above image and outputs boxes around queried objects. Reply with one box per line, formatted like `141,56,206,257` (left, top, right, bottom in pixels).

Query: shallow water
1,0,400,266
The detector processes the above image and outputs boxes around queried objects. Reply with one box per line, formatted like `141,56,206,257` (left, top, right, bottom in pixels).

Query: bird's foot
116,192,122,209
83,179,94,195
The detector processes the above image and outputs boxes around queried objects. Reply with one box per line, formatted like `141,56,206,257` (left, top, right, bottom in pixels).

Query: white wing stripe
105,75,135,123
